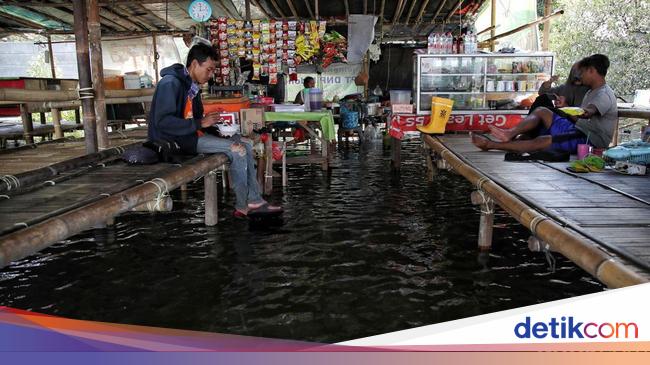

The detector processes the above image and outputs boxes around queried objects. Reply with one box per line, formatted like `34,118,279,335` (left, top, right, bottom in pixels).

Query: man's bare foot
471,132,492,151
488,125,514,142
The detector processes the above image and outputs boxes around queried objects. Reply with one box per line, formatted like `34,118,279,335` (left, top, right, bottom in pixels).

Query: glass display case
413,53,554,114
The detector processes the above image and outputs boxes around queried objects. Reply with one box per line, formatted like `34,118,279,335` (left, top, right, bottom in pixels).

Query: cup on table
577,144,592,160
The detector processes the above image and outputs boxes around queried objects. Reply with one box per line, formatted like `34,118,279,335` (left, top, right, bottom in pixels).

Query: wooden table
260,111,336,194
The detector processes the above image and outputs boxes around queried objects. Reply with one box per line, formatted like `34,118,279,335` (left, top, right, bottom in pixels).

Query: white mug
496,81,505,92
486,80,495,92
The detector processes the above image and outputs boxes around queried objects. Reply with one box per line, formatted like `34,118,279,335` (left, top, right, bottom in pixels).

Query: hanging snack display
209,17,333,86
321,31,347,69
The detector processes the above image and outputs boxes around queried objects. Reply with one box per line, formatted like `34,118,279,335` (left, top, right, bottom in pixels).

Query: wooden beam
250,0,274,19
430,0,447,24
215,0,238,19
112,5,158,31
286,0,299,19
136,4,176,30
405,0,418,25
443,0,463,23
302,0,314,18
20,104,34,145
414,0,430,25
391,0,404,25
315,0,319,19
378,0,385,23
268,0,287,18
0,10,47,30
343,0,349,18
490,0,496,51
72,0,98,154
245,0,251,20
542,0,552,51
47,35,56,78
88,0,108,150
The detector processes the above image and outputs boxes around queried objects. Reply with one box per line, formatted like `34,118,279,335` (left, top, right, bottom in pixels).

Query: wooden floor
439,135,650,271
0,128,147,175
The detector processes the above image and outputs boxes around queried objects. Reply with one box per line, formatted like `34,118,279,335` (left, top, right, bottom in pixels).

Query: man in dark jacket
149,43,281,218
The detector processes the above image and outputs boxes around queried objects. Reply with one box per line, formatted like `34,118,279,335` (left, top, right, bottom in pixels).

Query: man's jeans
196,135,263,211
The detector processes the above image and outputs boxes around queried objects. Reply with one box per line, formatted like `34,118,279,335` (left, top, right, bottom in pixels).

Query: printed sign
388,113,524,139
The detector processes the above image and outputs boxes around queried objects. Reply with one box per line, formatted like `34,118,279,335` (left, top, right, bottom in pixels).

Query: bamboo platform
423,134,650,288
0,150,228,268
0,127,147,175
0,119,82,148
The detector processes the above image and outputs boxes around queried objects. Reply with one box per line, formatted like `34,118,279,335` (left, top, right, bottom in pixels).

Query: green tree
549,0,650,99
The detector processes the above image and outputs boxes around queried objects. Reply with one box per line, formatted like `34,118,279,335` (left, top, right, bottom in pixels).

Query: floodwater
0,140,604,343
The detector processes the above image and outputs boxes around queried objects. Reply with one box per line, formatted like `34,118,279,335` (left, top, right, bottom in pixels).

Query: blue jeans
196,135,264,211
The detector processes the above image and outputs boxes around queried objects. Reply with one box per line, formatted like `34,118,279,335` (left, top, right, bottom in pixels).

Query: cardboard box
240,108,264,136
391,104,414,114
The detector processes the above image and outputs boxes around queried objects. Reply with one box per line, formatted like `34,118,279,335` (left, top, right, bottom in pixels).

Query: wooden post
204,171,218,226
20,104,34,145
152,32,160,83
471,190,495,251
88,0,108,150
542,0,552,51
75,108,81,124
73,0,98,154
39,112,46,125
47,35,56,79
281,141,287,187
245,0,251,21
264,137,273,195
390,136,401,170
490,0,496,52
51,108,63,139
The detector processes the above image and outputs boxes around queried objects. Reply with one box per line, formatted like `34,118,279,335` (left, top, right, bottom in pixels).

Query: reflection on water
0,140,603,343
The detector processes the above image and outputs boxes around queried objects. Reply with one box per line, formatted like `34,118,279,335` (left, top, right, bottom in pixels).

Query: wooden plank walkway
438,135,650,272
0,127,147,175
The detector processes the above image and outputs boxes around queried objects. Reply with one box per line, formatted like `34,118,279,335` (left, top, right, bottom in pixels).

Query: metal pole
47,35,56,78
72,0,98,154
88,0,108,149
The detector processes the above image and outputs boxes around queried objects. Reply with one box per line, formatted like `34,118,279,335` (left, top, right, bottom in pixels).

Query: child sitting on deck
472,54,617,154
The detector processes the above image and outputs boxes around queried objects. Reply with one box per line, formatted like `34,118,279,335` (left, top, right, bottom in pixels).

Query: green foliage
549,0,650,98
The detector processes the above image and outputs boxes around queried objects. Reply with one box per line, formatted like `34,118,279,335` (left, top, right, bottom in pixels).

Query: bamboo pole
483,10,564,45
23,95,153,112
542,0,552,51
131,196,173,212
0,88,155,103
245,0,251,20
47,35,56,78
471,191,495,251
414,0,431,25
73,0,98,154
430,0,447,24
19,104,34,145
286,0,299,19
204,170,218,226
444,0,463,23
315,0,319,19
152,32,160,83
88,0,109,150
391,0,405,25
404,0,418,25
423,135,648,288
343,0,350,18
51,108,63,139
303,0,313,18
269,0,286,18
0,154,229,269
490,0,496,51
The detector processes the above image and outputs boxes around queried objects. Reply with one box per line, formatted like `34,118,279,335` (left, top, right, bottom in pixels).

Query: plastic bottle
445,33,452,54
427,32,435,54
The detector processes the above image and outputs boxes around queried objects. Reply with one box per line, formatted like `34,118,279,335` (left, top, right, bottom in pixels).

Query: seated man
148,43,281,218
294,76,315,105
472,54,617,154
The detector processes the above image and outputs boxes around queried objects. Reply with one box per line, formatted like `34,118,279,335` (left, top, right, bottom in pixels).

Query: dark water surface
0,140,604,343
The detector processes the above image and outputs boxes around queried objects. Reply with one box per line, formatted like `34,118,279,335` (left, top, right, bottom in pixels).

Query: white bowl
217,123,240,137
